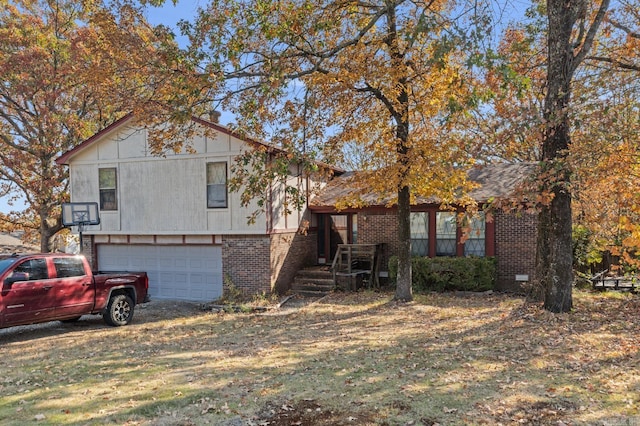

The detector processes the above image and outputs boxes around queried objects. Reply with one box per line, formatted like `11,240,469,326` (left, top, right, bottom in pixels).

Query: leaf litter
0,290,638,425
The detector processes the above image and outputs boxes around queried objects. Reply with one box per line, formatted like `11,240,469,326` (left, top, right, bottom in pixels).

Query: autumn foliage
172,0,496,301
0,0,200,251
2,0,640,312
483,2,640,284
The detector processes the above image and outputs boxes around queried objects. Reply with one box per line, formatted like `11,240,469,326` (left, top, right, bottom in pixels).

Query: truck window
13,259,49,280
0,258,18,275
53,257,87,278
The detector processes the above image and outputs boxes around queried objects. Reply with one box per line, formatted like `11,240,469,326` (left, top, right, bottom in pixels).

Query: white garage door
97,245,223,302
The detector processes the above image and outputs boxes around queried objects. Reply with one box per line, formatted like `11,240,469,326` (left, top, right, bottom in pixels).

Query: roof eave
55,114,135,166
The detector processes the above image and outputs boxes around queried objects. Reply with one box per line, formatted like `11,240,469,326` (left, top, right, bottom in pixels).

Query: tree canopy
0,0,196,250
145,0,638,306
167,0,496,301
571,0,640,272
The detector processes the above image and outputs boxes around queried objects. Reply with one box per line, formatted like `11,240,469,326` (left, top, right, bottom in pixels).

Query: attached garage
97,244,223,302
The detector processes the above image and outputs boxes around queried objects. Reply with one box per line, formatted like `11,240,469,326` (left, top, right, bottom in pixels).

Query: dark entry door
318,214,352,264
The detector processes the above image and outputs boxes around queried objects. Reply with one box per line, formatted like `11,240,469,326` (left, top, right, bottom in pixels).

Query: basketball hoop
61,202,100,251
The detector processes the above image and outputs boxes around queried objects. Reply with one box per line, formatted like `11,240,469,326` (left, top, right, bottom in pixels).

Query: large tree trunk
40,225,52,253
536,0,577,312
536,0,609,312
39,210,62,253
395,184,413,301
394,102,412,302
536,176,574,312
389,3,412,302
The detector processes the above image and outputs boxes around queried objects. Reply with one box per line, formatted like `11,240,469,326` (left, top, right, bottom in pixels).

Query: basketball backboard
61,202,100,227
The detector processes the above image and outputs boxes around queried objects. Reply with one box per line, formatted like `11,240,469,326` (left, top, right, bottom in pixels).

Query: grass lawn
0,289,638,425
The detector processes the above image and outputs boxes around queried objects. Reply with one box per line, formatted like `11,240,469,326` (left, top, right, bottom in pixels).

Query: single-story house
57,115,536,301
308,163,538,292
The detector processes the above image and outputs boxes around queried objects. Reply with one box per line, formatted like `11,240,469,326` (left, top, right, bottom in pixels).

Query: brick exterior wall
222,235,271,295
82,236,97,270
358,210,399,274
357,208,538,293
270,231,317,294
84,209,538,297
494,210,538,292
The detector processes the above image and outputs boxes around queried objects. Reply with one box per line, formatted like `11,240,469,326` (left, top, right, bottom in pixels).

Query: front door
317,214,356,264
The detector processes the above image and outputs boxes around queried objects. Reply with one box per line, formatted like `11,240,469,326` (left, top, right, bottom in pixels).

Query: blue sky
144,0,202,44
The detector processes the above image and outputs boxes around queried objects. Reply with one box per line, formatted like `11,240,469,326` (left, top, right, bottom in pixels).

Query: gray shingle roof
309,162,537,209
0,233,37,254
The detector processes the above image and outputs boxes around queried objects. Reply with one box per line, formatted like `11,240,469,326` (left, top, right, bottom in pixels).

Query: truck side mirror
4,272,30,286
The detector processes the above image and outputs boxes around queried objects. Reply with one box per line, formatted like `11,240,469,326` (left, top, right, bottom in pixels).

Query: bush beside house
389,256,496,293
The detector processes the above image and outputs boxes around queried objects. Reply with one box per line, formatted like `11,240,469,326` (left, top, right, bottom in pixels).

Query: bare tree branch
586,55,640,72
572,0,611,73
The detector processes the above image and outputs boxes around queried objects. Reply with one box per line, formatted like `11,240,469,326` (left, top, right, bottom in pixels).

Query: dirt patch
252,398,447,425
254,399,383,425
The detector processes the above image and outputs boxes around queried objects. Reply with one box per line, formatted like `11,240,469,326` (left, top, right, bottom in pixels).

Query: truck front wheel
104,294,135,326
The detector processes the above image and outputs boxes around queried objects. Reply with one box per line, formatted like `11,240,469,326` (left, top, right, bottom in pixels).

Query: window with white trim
99,168,118,211
206,162,228,208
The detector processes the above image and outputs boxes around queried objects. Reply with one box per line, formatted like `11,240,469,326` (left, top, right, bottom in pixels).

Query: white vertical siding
67,123,312,236
117,128,147,158
270,167,310,232
118,158,207,232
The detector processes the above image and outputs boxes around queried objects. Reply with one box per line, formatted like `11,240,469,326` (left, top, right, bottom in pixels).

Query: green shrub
388,256,496,293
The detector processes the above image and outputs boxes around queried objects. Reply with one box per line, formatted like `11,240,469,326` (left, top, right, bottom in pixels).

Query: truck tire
104,294,134,326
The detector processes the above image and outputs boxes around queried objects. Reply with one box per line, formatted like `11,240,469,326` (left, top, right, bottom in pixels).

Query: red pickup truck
0,253,149,329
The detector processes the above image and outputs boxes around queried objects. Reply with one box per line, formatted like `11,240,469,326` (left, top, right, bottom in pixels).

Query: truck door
51,256,94,318
1,258,54,327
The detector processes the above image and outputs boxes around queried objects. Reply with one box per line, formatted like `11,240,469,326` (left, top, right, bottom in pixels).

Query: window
410,212,429,256
53,257,87,278
352,214,358,244
12,259,49,281
0,258,18,274
207,162,227,208
436,212,457,256
99,168,118,211
464,213,486,257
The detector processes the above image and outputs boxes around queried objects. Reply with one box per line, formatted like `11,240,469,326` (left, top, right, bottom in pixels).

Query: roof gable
56,115,344,175
56,114,135,165
56,115,281,166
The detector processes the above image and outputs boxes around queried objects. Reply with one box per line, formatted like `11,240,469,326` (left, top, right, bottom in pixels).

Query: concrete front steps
290,266,334,297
